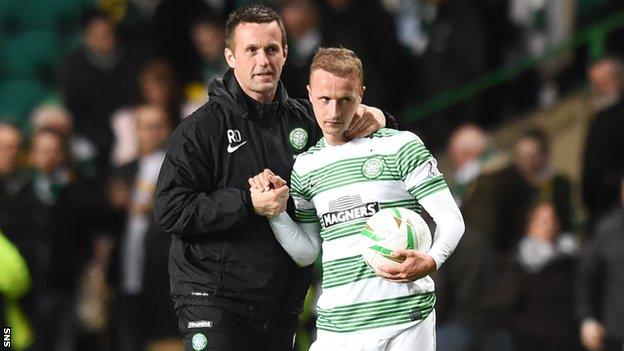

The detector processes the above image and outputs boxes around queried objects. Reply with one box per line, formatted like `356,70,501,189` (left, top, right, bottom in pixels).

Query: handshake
248,168,289,218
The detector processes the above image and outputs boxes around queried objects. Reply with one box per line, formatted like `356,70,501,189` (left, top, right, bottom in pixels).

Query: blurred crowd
1,0,624,350
438,56,624,350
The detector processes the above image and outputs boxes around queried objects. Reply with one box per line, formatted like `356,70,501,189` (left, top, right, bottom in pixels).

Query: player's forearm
419,189,465,269
269,213,322,267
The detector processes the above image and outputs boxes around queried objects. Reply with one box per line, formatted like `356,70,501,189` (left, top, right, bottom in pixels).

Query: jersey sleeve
268,166,322,267
395,133,448,201
395,132,463,268
290,169,318,224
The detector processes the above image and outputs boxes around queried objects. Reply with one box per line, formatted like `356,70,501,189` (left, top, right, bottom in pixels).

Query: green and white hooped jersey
291,128,447,335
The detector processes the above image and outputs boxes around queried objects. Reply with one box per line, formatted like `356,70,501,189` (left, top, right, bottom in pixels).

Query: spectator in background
446,124,499,204
30,105,98,178
320,0,407,111
281,0,322,99
436,225,518,351
508,0,576,109
410,0,488,149
151,0,215,84
460,128,572,246
460,133,540,257
20,128,101,350
110,58,187,167
577,177,624,351
60,9,145,174
0,124,31,286
107,106,178,351
190,15,228,90
438,128,570,351
0,124,27,203
514,129,573,231
512,202,582,351
388,0,437,58
0,125,37,350
582,57,624,231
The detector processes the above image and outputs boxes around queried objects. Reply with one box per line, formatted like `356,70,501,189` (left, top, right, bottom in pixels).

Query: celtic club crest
192,333,208,350
362,157,385,179
289,128,308,151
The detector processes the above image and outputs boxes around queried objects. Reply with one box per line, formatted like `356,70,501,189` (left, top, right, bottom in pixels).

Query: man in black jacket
154,4,390,351
582,58,624,232
577,177,624,351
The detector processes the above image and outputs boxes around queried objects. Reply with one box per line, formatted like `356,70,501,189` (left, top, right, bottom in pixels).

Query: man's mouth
326,120,343,126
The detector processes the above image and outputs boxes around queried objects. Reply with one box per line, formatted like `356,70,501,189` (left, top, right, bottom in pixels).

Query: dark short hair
224,4,287,50
191,14,224,30
80,8,111,31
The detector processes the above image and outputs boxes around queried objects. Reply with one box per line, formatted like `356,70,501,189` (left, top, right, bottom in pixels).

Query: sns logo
3,327,10,348
227,129,247,154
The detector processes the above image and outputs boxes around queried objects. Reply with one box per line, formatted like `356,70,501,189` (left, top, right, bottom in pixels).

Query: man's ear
360,85,366,99
225,47,236,69
282,44,288,62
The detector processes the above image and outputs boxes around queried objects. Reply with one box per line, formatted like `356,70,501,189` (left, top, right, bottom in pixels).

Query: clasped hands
249,168,288,218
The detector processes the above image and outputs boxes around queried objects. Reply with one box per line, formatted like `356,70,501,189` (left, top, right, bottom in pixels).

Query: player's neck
324,133,352,146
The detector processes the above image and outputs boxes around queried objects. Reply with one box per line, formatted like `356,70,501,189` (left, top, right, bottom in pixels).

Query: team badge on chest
289,128,308,151
362,156,385,179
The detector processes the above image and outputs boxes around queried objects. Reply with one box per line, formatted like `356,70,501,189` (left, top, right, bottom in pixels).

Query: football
360,207,432,270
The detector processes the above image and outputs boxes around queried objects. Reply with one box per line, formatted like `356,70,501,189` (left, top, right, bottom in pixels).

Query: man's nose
257,50,269,67
329,100,340,117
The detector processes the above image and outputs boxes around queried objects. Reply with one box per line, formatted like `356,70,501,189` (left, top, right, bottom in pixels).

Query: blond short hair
310,47,364,91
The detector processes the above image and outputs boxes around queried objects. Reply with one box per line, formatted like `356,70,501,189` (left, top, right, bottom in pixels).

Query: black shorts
177,305,299,351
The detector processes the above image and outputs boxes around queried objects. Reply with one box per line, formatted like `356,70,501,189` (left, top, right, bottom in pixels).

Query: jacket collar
210,69,290,120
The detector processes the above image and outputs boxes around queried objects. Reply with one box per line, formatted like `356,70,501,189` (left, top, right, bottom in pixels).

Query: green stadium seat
16,0,68,30
16,0,97,35
0,79,50,129
0,1,17,34
2,31,61,85
0,31,7,76
53,0,99,39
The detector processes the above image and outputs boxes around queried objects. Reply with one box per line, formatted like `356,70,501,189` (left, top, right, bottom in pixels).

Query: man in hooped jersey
250,48,465,350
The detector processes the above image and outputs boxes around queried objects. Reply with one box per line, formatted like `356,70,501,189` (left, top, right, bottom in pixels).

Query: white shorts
309,310,436,351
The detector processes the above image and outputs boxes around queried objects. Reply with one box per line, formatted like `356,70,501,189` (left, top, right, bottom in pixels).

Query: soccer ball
361,207,431,270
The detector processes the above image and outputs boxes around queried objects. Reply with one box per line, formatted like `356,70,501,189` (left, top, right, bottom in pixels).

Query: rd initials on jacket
227,129,247,153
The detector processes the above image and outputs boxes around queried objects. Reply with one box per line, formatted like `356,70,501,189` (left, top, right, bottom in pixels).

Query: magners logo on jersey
322,202,380,228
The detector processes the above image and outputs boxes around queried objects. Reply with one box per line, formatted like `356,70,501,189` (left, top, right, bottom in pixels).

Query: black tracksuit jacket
154,70,323,323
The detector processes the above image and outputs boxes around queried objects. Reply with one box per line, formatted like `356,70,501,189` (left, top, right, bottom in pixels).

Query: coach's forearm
155,186,252,236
